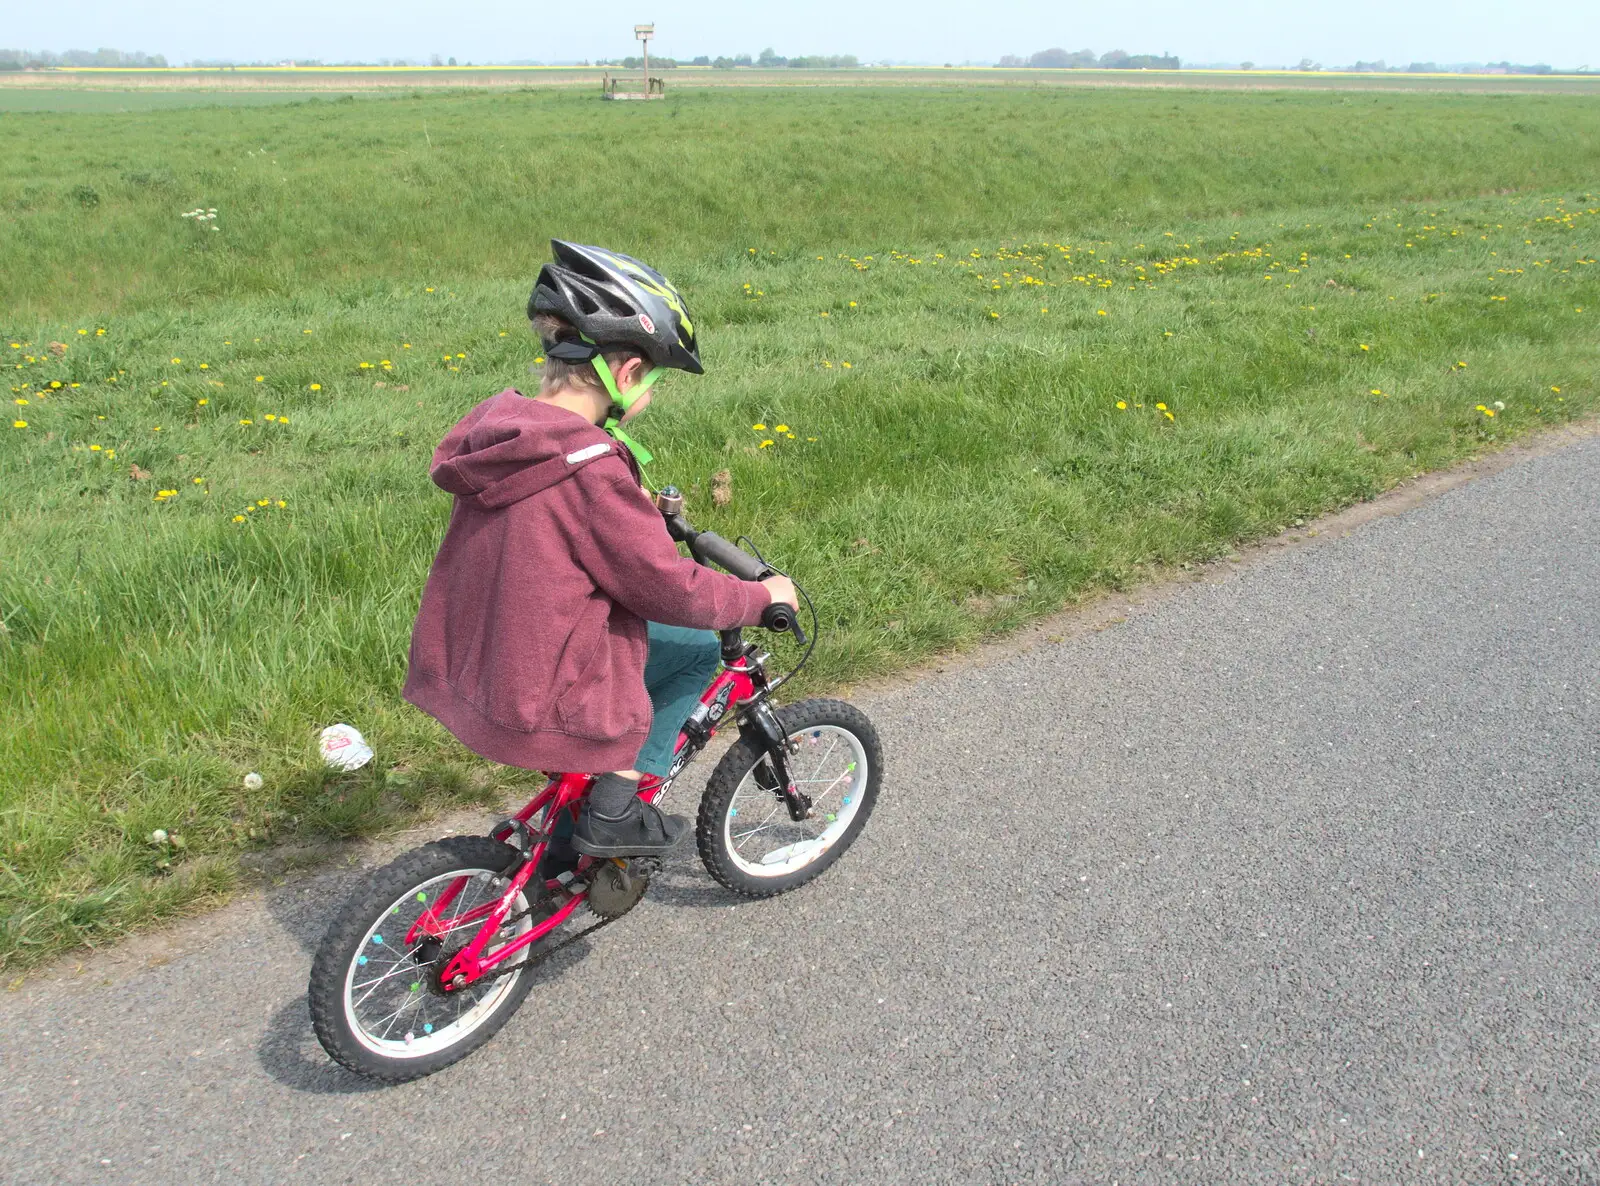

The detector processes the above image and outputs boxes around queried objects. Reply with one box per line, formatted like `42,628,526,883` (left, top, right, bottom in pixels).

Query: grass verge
1,85,1597,967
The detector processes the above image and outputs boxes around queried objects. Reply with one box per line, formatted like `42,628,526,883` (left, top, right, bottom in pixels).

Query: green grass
0,88,361,112
1,85,1597,967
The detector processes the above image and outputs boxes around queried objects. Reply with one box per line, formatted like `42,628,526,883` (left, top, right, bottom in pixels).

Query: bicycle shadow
642,849,747,909
256,933,599,1094
253,831,754,1092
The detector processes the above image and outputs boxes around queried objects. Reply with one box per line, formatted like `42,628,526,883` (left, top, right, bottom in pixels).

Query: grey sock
588,773,642,820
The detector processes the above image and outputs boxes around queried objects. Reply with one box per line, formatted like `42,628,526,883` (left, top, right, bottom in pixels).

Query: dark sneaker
572,798,688,858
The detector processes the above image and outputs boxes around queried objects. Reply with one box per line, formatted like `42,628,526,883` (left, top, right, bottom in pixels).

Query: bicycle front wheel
696,698,882,898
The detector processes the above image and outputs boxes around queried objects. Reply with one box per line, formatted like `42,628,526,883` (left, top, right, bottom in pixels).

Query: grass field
2,84,1597,967
6,66,1600,105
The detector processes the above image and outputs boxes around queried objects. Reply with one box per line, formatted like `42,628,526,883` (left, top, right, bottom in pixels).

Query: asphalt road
2,436,1597,1185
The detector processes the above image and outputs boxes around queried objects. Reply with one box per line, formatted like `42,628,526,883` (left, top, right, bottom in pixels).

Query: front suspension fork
742,699,812,822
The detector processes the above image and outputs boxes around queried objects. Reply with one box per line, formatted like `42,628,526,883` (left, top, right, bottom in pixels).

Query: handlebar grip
690,531,768,582
761,602,795,633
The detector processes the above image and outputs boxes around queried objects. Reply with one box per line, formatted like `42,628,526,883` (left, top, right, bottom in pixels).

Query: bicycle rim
723,724,868,878
342,866,533,1059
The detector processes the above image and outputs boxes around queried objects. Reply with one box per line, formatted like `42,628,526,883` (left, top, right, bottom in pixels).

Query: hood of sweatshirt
430,390,631,510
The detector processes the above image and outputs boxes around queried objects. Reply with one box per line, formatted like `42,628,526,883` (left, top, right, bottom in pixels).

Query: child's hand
761,574,798,609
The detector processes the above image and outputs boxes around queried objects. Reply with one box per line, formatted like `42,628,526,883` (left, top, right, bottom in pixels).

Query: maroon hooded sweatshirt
403,390,772,773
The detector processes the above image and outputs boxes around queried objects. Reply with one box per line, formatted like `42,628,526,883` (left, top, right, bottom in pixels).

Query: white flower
1493,401,1505,411
149,828,169,844
243,771,264,791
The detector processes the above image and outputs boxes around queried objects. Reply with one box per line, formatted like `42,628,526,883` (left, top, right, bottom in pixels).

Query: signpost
602,22,666,99
635,24,653,86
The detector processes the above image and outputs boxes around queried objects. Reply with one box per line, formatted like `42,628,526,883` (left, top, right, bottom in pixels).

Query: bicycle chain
455,908,619,988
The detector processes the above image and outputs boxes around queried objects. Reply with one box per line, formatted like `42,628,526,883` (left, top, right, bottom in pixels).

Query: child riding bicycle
403,240,798,859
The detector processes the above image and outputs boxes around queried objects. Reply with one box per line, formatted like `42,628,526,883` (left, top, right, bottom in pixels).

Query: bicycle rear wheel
696,698,881,898
308,836,540,1082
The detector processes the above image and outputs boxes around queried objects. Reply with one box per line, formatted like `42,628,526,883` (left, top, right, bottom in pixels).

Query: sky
8,0,1598,69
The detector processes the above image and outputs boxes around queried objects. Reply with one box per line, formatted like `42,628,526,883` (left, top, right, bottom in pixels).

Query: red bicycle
308,486,882,1082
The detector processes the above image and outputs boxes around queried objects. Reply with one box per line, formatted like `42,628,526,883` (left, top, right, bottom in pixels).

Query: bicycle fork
742,699,813,822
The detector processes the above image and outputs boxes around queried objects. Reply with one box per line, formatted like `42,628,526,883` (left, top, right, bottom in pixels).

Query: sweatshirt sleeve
565,469,773,631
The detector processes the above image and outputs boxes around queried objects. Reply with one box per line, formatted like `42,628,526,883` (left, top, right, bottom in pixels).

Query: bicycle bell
654,485,684,516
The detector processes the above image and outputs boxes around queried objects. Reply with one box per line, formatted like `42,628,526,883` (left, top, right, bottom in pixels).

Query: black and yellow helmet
529,240,703,374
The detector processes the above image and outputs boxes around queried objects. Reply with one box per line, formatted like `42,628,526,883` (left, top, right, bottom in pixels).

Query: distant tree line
0,47,167,69
998,48,1180,69
1345,59,1559,74
597,48,859,69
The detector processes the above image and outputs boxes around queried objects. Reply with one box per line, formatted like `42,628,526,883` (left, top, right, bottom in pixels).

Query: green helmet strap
592,356,663,470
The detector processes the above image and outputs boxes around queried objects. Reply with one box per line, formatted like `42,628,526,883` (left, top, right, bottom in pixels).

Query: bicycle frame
417,655,764,993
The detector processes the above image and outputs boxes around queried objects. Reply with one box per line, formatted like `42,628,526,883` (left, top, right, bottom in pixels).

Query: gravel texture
2,437,1596,1185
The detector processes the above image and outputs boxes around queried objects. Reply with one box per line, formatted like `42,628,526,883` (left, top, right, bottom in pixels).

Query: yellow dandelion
11,419,25,429
1370,389,1382,396
265,414,277,421
197,398,209,406
1552,386,1561,392
170,357,182,364
90,444,102,451
359,362,372,369
13,398,26,406
402,343,412,349
276,499,286,508
309,383,321,392
841,361,852,369
1097,310,1107,316
254,375,264,382
278,416,289,424
239,418,253,426
752,423,767,431
820,311,830,317
1116,401,1127,410
848,301,857,308
233,514,246,523
198,363,208,370
257,499,269,506
193,477,204,484
759,440,774,449
1359,344,1369,351
1164,411,1175,421
1155,402,1168,411
774,424,789,433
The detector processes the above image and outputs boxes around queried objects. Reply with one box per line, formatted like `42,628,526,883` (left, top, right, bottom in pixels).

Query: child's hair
531,311,646,395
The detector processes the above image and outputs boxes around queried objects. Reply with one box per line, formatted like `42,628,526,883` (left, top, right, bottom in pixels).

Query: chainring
586,858,658,920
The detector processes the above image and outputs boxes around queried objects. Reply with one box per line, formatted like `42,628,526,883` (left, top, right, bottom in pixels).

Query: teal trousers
634,622,722,776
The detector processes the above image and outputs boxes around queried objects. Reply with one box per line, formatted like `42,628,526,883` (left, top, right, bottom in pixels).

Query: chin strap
591,355,663,471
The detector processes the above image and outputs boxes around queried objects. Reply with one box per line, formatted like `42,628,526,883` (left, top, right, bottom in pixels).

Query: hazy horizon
8,0,1598,72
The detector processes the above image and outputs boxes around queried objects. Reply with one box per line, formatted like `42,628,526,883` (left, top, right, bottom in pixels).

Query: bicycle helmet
529,240,703,374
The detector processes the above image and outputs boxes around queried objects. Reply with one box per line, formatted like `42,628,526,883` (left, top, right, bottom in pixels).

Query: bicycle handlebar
656,486,805,644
